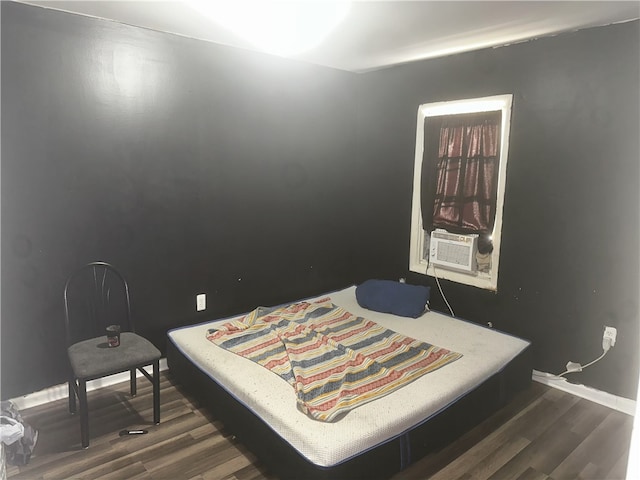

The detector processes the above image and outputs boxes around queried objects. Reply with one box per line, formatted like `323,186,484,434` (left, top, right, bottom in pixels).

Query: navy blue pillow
355,279,430,318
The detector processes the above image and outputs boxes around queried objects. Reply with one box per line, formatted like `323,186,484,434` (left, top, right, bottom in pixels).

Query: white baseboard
8,358,169,412
532,369,636,416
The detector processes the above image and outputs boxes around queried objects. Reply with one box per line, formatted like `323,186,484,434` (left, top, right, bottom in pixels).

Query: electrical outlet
603,326,617,347
196,293,206,311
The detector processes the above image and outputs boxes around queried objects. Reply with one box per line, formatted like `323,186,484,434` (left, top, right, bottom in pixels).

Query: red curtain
432,112,501,233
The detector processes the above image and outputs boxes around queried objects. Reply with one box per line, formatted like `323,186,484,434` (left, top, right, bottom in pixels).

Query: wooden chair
63,261,160,448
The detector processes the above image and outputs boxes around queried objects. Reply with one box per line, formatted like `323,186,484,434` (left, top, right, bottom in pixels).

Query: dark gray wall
358,20,640,399
1,2,378,398
1,1,638,401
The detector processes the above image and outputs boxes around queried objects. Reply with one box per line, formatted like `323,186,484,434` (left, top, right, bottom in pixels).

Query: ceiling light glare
189,0,351,57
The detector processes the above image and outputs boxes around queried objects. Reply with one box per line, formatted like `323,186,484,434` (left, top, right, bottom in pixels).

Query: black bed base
166,339,532,480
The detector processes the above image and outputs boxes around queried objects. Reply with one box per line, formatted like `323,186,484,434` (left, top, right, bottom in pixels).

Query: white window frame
409,94,513,291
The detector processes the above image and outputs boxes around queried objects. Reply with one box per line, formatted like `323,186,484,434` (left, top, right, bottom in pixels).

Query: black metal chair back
64,262,132,347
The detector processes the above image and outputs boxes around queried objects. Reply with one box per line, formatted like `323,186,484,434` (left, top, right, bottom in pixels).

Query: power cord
433,266,455,317
557,335,614,377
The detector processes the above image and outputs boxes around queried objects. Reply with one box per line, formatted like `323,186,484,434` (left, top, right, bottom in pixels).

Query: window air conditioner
429,230,478,273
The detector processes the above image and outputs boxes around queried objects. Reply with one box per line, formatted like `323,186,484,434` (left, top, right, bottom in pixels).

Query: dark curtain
422,111,501,249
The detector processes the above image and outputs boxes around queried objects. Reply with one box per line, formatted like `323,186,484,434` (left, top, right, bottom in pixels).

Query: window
409,95,513,291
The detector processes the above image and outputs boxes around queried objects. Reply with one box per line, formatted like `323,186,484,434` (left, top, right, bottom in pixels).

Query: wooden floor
6,372,634,480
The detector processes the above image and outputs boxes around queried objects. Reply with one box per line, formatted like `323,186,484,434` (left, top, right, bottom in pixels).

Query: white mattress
167,286,530,468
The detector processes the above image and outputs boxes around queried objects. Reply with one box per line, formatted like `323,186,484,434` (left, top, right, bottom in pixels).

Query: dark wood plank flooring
6,372,633,479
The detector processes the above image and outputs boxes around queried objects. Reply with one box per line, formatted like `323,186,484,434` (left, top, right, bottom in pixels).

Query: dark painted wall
358,20,640,399
2,1,638,401
1,2,379,398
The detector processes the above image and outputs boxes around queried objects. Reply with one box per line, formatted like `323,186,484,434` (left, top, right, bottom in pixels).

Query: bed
166,285,532,479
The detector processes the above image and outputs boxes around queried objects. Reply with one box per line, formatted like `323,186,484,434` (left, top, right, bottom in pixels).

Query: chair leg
78,379,89,449
68,378,77,414
153,360,160,425
130,369,137,397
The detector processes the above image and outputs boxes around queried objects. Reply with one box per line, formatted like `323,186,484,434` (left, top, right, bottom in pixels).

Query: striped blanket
206,298,462,422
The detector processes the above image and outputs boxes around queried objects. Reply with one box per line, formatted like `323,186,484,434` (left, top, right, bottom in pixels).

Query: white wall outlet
196,293,206,312
603,326,617,347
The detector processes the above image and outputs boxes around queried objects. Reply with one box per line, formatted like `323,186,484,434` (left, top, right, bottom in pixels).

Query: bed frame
166,336,532,479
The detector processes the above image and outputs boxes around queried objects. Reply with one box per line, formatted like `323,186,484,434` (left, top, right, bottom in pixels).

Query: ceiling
16,1,640,72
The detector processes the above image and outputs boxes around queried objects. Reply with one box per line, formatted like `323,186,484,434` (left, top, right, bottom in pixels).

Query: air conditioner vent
429,230,478,273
